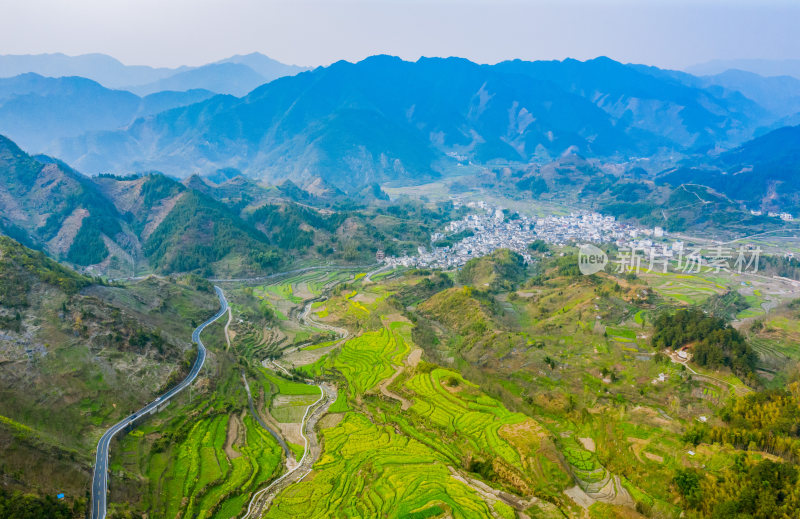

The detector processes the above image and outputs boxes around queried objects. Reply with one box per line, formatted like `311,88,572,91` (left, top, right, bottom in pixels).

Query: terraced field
235,326,282,361
141,412,282,519
643,271,727,305
558,437,609,492
118,261,761,518
253,270,360,304
265,413,496,519
406,369,526,465
398,366,576,501
330,324,411,396
259,291,573,515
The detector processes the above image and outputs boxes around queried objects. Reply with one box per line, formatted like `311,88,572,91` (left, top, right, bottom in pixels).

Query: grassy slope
410,261,794,516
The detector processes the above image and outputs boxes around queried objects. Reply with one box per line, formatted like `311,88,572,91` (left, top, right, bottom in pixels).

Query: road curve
243,294,349,518
243,383,335,519
90,286,229,519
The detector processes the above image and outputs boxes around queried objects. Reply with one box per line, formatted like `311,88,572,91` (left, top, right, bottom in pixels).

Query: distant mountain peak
687,58,800,80
0,51,307,96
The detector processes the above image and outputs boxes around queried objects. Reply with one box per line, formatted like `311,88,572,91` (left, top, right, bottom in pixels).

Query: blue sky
1,0,798,70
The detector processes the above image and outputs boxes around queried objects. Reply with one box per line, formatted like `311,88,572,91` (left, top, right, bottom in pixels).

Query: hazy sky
1,0,799,70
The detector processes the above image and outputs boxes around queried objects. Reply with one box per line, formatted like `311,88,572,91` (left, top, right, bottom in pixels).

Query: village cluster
385,201,658,269
384,201,766,275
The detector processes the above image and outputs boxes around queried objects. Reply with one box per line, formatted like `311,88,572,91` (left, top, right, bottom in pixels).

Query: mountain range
642,66,800,127
46,55,789,190
128,53,310,96
1,52,800,265
2,53,800,195
0,73,216,152
687,58,800,80
0,132,442,277
657,124,800,212
2,114,796,279
0,133,275,275
0,52,308,94
0,52,310,154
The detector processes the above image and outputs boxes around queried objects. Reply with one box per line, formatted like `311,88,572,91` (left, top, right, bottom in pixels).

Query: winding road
242,281,357,518
92,266,374,518
90,286,229,519
243,382,336,519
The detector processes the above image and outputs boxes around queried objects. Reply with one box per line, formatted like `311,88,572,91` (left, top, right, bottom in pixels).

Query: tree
674,468,703,507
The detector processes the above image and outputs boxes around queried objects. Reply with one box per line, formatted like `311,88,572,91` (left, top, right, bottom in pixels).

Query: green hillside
0,237,220,511
143,190,276,273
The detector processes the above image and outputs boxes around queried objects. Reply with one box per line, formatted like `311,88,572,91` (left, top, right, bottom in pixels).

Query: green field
261,369,322,397
266,413,495,519
643,271,727,305
129,412,282,519
329,324,411,396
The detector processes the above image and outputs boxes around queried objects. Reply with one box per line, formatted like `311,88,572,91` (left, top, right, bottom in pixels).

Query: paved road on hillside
90,286,229,519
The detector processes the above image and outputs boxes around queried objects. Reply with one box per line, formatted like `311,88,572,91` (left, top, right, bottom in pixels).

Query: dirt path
378,364,413,410
449,467,558,519
671,356,751,396
243,284,352,518
300,298,350,342
406,348,422,368
364,264,392,283
377,347,422,410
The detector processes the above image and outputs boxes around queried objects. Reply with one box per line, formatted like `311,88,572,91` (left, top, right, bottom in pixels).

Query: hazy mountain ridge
495,57,766,150
635,64,800,126
50,55,780,190
687,58,800,80
0,51,308,94
0,73,216,152
657,124,800,212
128,62,275,97
699,69,800,119
2,54,799,195
0,52,183,88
